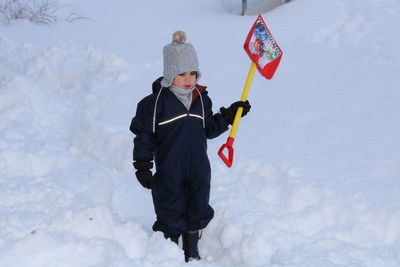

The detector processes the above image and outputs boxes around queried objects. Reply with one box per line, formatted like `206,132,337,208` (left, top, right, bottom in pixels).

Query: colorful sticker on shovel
244,15,283,79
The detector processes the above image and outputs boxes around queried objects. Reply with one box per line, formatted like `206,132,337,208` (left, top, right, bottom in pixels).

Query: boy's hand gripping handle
218,63,256,167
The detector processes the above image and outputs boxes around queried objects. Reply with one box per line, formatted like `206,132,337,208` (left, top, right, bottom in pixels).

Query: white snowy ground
1,0,400,266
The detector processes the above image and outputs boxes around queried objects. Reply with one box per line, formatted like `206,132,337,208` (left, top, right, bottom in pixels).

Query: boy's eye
178,71,197,77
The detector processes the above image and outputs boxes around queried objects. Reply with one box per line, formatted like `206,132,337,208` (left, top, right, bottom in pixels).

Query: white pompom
172,30,186,44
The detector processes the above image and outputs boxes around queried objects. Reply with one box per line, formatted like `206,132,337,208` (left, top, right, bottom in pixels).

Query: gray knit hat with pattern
161,31,201,88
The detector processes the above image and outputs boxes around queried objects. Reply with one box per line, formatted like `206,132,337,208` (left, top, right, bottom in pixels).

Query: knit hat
161,31,201,88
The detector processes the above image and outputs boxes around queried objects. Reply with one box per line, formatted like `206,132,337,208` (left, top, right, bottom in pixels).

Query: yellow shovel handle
229,62,257,138
218,62,256,167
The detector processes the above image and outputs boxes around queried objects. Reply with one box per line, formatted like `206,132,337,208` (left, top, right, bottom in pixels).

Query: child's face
172,71,197,90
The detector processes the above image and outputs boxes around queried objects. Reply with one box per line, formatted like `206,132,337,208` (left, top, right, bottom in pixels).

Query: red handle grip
218,137,235,168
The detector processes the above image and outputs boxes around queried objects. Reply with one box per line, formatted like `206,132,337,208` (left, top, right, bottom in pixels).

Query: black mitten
220,100,251,125
133,161,154,189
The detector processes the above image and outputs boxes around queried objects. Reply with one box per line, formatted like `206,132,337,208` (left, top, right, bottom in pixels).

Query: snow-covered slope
1,0,400,266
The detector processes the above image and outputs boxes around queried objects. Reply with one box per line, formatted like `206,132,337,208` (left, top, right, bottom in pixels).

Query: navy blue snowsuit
130,77,229,239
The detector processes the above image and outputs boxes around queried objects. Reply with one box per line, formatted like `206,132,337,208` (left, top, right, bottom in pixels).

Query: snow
1,0,400,266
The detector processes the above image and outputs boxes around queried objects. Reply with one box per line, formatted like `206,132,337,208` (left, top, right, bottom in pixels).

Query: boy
130,31,251,262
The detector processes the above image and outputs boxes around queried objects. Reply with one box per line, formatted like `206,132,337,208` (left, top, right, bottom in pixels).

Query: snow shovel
218,14,283,167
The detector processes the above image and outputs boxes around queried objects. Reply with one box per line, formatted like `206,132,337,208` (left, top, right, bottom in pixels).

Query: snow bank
202,160,400,266
1,34,140,265
1,213,185,267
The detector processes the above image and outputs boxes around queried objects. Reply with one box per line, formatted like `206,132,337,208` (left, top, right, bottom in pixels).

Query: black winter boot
182,230,201,262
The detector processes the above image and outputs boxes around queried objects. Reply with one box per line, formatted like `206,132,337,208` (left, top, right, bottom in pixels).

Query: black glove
220,100,251,125
133,161,154,189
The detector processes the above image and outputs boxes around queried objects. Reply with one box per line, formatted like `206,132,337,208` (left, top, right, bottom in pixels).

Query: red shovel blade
218,137,235,168
244,14,283,79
